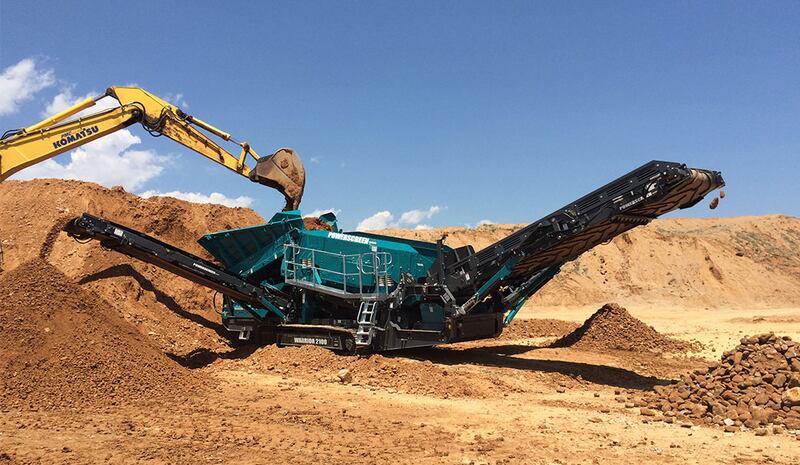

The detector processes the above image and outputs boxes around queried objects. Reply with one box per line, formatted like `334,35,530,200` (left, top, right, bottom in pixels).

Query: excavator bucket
250,148,306,211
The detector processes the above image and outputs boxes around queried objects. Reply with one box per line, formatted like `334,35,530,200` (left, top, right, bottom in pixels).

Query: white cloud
12,129,167,191
464,219,496,228
304,208,341,218
44,88,91,115
12,88,166,191
162,92,188,109
309,156,321,164
414,224,432,230
399,205,441,225
356,205,444,231
139,190,253,208
43,88,118,117
356,211,394,231
0,58,55,115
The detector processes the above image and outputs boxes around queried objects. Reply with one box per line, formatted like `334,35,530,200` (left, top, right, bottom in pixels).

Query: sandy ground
2,304,799,465
530,304,800,360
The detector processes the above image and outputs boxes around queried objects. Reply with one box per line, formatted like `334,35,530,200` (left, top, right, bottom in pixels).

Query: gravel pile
640,333,800,432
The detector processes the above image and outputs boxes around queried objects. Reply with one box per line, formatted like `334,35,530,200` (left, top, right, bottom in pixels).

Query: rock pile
640,333,800,432
551,303,697,353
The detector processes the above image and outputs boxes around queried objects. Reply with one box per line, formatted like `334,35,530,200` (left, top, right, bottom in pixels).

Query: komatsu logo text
52,126,100,149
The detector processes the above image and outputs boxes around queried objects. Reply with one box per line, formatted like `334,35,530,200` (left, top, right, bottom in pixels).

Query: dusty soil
0,259,200,411
499,318,580,341
0,179,799,464
2,311,798,464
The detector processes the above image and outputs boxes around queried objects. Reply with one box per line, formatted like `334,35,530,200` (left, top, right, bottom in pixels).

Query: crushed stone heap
642,333,800,432
550,303,697,353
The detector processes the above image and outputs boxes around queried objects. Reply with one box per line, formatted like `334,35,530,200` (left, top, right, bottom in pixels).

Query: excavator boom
0,86,305,210
0,103,140,178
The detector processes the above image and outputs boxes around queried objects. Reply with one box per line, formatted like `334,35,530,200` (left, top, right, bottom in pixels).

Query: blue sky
1,1,798,230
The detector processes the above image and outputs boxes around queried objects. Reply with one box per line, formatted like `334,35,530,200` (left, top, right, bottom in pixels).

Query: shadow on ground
392,344,674,390
166,345,260,369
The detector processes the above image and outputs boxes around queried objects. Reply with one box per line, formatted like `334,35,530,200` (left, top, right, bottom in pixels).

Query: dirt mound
638,333,800,432
223,345,510,398
0,259,200,411
500,318,579,340
551,303,697,353
0,179,266,357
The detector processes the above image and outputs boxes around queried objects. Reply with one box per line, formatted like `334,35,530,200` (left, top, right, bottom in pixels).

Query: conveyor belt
63,214,291,312
432,161,724,294
508,165,724,281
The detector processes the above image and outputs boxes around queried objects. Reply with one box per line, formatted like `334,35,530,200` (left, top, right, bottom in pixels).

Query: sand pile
0,259,200,411
226,345,509,398
551,303,697,353
500,319,579,340
639,333,800,432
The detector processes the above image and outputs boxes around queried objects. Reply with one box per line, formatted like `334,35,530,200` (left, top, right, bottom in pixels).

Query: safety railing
283,244,394,299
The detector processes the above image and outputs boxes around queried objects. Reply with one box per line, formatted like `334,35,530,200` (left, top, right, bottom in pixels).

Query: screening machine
64,160,724,353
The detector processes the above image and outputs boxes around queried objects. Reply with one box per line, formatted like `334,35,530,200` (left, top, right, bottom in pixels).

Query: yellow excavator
0,87,305,210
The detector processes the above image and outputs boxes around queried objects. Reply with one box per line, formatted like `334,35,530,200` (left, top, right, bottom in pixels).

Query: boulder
782,387,800,407
336,368,352,384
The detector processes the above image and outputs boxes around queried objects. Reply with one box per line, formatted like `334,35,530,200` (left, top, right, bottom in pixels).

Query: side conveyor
63,213,291,316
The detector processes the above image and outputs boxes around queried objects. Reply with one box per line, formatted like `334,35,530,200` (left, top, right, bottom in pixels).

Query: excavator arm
0,86,305,210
